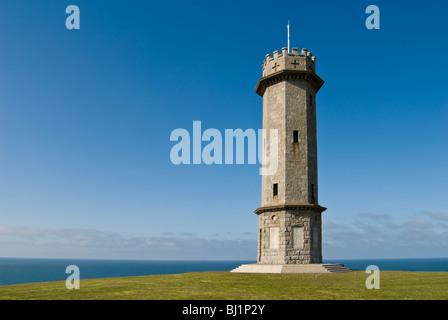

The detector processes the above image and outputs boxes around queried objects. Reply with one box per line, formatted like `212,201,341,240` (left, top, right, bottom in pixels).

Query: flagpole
287,20,290,53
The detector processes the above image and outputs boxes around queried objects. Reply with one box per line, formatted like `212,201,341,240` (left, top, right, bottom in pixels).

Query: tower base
230,263,350,274
255,204,326,264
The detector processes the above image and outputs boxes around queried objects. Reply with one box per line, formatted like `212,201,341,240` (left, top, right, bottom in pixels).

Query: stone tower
232,47,350,273
254,47,326,265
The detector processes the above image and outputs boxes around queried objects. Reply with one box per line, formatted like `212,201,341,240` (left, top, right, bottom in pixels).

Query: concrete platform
230,263,351,274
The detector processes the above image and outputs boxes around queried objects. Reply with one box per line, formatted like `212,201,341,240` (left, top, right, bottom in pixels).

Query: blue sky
0,0,447,260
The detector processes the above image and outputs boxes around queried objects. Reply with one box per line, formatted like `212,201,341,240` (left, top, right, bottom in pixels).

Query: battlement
262,47,316,77
255,47,323,96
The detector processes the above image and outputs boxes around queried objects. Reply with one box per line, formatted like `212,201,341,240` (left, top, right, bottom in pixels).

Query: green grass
0,271,447,300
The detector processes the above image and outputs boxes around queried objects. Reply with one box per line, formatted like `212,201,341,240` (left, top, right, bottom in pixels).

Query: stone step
322,264,351,273
231,263,351,274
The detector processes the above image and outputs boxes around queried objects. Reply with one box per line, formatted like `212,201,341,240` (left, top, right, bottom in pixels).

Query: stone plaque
292,226,304,249
269,227,279,249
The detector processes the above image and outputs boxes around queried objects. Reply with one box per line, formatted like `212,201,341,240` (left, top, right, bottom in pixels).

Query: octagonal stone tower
232,47,350,273
255,47,326,265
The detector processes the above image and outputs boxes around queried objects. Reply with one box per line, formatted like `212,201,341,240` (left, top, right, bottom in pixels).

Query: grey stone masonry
254,47,326,265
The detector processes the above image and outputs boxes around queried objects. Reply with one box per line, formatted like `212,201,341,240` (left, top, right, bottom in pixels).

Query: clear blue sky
0,0,447,260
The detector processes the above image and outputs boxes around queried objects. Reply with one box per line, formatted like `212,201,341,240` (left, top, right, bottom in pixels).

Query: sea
0,257,447,286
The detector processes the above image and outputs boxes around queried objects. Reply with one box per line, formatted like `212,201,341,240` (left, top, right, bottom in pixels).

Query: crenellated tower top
255,47,324,97
262,47,316,77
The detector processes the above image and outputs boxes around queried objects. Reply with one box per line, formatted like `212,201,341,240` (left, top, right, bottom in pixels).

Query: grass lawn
0,271,447,300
